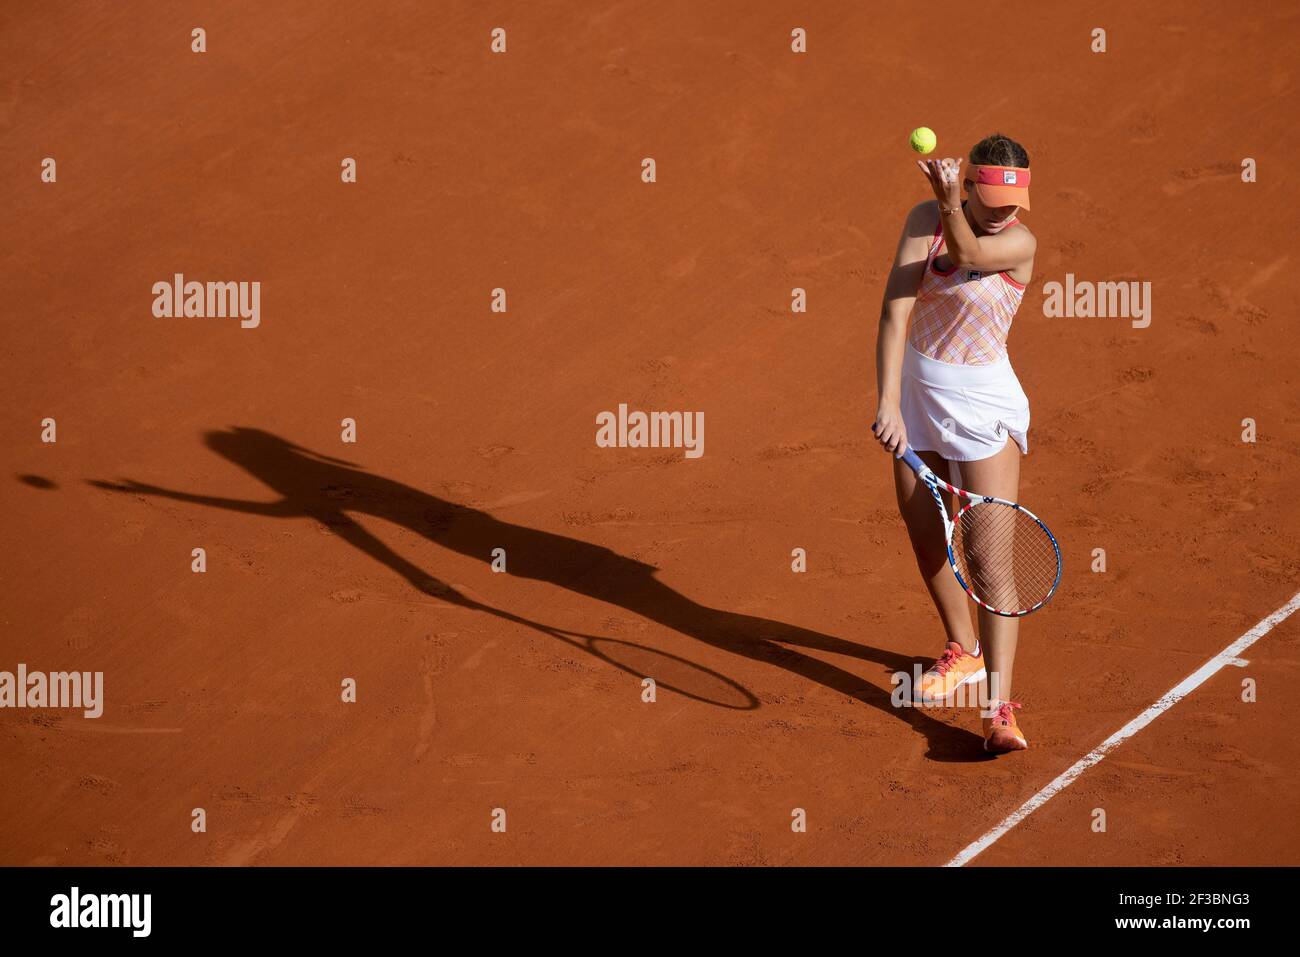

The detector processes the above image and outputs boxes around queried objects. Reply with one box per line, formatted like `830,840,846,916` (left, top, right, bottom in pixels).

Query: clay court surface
3,1,1299,866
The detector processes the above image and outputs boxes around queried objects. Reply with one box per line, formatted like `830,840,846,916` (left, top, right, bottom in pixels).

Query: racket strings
952,502,1059,613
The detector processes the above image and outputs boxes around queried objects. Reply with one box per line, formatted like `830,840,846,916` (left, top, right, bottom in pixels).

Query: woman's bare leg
955,439,1022,702
893,450,977,653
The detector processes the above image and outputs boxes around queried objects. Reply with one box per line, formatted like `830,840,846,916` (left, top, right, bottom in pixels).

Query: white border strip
945,589,1300,867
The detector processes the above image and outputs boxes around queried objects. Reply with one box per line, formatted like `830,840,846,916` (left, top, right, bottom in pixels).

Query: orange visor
967,164,1031,211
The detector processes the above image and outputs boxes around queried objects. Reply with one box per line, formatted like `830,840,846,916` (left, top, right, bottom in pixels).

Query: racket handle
899,447,928,475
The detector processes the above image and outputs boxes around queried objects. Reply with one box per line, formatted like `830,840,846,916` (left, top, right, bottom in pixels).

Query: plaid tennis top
908,215,1026,365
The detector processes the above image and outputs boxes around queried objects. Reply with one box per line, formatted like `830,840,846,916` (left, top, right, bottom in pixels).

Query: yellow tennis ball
910,126,937,155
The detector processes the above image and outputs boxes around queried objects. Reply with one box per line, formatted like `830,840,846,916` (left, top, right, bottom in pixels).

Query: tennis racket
900,447,1062,617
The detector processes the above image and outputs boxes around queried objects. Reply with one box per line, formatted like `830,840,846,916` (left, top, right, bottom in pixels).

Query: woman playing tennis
871,133,1036,754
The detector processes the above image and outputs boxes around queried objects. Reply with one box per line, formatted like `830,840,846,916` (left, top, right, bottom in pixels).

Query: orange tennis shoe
915,641,986,703
983,700,1028,753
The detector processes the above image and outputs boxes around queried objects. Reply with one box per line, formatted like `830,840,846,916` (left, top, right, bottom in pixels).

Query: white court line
946,588,1300,867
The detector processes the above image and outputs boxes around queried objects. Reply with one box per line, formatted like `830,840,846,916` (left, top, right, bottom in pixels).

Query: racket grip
899,447,927,474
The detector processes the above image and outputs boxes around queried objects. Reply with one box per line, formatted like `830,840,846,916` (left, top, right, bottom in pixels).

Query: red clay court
3,1,1299,867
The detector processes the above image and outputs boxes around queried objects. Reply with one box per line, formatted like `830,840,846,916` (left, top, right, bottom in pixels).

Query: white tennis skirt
900,343,1030,462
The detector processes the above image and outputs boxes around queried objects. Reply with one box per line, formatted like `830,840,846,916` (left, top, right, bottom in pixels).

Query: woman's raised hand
916,157,962,208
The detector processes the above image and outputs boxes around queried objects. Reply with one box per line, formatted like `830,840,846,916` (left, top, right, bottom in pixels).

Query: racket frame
899,447,1062,617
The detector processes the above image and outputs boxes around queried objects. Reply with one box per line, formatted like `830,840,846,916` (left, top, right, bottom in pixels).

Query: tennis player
871,133,1035,753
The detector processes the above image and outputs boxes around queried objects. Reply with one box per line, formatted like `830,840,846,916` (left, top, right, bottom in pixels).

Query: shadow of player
86,427,989,760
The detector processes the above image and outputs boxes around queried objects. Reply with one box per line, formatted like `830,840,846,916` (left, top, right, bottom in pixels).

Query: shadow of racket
543,627,758,710
419,580,758,710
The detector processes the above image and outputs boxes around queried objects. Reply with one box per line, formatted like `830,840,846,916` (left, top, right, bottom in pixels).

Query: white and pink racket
900,446,1062,617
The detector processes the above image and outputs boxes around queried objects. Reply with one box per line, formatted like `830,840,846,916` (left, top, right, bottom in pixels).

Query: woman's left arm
917,158,1036,272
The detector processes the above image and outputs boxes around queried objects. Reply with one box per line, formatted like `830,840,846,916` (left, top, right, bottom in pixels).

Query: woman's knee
900,516,948,571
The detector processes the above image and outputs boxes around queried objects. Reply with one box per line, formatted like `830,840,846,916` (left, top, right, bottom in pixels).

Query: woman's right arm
872,201,934,456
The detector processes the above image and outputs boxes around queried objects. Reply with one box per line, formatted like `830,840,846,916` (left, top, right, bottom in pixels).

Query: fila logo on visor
1003,170,1017,184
